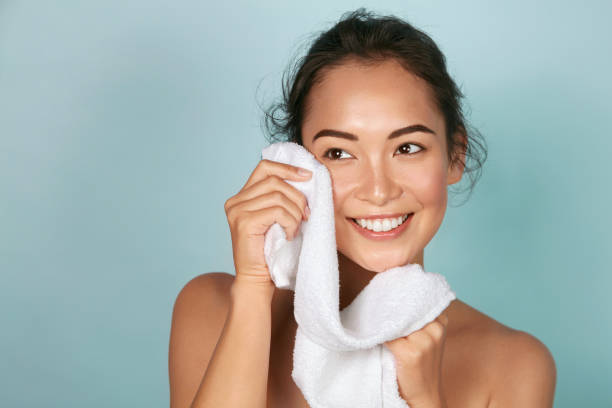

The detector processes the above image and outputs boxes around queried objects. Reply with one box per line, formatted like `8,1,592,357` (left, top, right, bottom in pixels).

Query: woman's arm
169,159,309,407
191,278,274,407
169,273,275,408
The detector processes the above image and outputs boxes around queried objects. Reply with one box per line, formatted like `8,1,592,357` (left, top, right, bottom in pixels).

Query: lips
347,213,413,241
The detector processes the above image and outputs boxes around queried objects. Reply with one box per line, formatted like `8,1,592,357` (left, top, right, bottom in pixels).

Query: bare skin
264,253,494,407
264,59,555,406
180,263,538,408
171,263,556,407
168,58,556,407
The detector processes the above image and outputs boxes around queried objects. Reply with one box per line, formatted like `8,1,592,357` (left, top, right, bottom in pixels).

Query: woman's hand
224,159,311,286
384,312,450,408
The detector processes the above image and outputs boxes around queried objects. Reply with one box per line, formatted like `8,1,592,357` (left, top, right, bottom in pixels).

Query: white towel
262,142,456,408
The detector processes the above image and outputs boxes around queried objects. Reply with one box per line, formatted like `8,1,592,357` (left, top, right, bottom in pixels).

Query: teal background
1,1,610,407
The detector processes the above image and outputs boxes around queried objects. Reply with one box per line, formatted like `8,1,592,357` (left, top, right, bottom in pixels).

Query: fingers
243,159,312,191
228,191,303,240
224,159,313,281
397,312,449,344
228,174,310,221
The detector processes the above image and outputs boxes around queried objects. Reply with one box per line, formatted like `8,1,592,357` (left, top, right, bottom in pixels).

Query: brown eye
396,143,424,155
323,148,352,160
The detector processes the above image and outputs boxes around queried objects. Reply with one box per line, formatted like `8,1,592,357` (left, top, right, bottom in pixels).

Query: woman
169,8,557,408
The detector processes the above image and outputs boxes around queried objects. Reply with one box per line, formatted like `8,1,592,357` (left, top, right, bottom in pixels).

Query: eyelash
322,143,425,161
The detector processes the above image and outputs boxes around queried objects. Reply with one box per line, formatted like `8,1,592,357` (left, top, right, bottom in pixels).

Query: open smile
347,213,414,241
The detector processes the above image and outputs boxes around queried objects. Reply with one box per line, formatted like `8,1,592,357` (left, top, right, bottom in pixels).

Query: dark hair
259,8,487,206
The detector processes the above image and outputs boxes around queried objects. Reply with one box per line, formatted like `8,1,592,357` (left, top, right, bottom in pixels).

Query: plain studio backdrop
1,1,610,407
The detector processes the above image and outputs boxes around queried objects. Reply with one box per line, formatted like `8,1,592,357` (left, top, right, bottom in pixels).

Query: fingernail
305,206,311,219
297,168,312,176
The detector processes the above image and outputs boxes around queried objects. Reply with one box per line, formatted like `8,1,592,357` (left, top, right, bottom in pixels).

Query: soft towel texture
262,142,456,408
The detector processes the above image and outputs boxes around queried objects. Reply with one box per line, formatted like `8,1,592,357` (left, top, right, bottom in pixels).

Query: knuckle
272,205,285,217
429,323,445,339
271,190,285,201
408,329,425,341
224,197,233,213
420,333,435,347
410,330,434,347
268,174,282,185
300,193,308,208
439,312,449,324
225,206,236,223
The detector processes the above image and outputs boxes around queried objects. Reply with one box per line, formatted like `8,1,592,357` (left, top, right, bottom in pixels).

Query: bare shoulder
486,326,557,407
174,272,234,309
448,300,557,408
170,272,235,331
168,272,235,408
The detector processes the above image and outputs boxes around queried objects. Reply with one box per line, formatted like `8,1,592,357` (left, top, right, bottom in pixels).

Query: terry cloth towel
261,142,456,408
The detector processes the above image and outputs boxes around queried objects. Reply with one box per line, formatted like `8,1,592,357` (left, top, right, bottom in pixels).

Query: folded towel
262,142,456,408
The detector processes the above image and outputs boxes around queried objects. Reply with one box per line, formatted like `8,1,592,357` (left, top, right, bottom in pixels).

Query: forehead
303,59,444,139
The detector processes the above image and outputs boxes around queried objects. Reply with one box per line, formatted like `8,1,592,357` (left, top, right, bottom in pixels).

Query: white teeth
353,213,411,232
373,220,382,232
382,219,391,231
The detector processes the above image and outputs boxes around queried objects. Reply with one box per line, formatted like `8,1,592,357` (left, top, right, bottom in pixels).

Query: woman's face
301,59,464,273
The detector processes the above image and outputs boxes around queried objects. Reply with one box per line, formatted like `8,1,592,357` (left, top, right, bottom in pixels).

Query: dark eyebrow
312,124,436,142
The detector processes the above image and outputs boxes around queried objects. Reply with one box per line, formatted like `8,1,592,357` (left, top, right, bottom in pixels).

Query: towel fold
262,142,456,408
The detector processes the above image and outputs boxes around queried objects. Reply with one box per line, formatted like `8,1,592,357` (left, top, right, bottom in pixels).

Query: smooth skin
168,58,557,407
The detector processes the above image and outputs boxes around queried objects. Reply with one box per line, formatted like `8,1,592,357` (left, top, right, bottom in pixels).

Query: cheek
329,171,354,207
407,164,448,209
328,170,358,238
407,162,449,245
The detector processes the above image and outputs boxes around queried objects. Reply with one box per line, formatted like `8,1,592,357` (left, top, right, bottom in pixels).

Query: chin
354,253,410,273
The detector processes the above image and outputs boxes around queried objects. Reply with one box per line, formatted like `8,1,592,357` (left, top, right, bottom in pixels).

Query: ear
447,130,467,186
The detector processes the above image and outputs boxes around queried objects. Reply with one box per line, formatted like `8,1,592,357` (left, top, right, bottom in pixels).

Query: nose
354,159,403,206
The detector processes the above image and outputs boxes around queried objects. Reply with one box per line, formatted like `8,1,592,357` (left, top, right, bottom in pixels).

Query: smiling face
301,58,464,273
